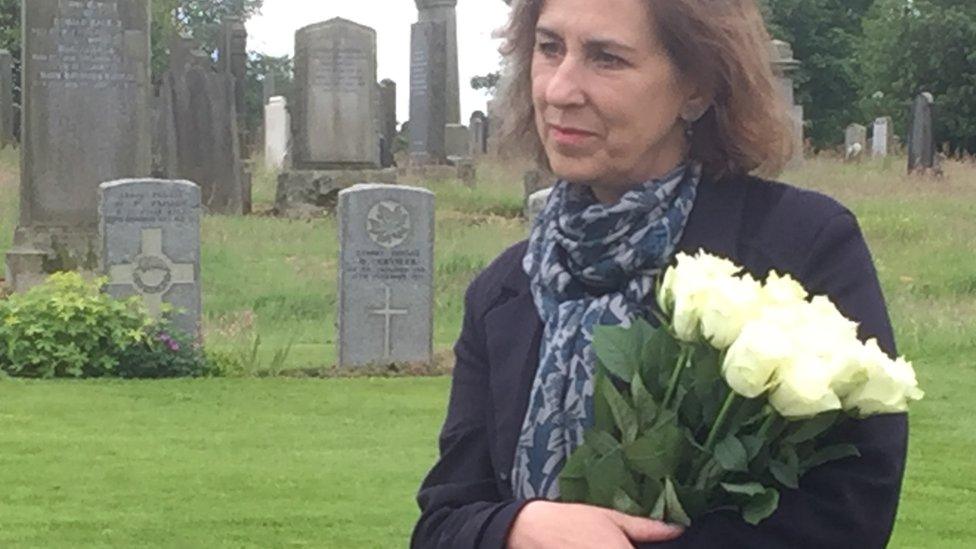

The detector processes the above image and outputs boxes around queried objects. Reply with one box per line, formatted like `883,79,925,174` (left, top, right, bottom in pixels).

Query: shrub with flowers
559,250,923,526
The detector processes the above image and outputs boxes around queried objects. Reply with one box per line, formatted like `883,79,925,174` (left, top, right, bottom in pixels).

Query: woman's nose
544,55,587,108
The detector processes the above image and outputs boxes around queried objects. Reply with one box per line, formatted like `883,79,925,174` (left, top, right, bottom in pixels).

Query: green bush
0,272,213,379
115,326,216,379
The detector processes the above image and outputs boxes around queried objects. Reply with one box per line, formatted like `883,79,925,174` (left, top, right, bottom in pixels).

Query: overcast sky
246,1,512,123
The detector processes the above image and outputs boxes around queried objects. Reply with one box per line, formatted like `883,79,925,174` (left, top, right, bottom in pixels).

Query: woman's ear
680,84,714,123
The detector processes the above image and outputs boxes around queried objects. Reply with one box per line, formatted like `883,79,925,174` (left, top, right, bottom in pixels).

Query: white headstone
872,117,892,158
264,96,290,169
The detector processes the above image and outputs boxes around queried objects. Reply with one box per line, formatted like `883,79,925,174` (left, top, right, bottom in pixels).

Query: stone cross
99,179,202,338
338,184,434,367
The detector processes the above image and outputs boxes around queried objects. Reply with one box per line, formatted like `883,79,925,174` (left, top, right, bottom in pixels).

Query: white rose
698,273,763,349
657,262,678,315
667,251,741,341
762,271,809,307
843,339,924,415
721,316,792,398
768,354,843,418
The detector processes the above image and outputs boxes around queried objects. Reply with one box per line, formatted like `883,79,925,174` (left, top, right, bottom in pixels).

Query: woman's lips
548,124,597,147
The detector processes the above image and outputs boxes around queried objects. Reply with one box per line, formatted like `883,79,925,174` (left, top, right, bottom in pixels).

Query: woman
412,0,908,547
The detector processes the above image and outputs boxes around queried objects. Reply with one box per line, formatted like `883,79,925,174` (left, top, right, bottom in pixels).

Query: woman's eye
537,41,561,57
595,51,626,68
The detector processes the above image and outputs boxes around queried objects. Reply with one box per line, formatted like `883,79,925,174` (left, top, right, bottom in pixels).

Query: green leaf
784,412,840,444
631,371,659,428
769,460,800,489
602,377,639,444
641,327,681,399
721,482,767,497
714,436,749,472
664,478,692,527
593,374,616,434
623,419,686,479
801,443,861,470
613,488,645,515
649,486,667,521
739,435,763,461
640,476,664,510
584,429,620,457
561,444,596,479
585,449,637,507
742,487,780,525
559,476,589,503
593,322,648,382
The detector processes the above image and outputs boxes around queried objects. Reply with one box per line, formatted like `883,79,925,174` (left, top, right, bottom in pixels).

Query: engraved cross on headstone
369,284,408,359
108,228,195,317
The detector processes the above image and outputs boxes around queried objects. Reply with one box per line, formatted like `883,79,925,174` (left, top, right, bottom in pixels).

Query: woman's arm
411,283,531,549
650,211,909,549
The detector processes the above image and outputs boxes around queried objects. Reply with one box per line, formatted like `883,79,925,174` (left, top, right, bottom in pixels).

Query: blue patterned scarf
512,163,701,500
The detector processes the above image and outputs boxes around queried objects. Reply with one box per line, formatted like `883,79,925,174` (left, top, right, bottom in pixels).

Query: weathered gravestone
415,0,460,126
526,188,554,226
217,16,248,155
469,111,487,156
908,92,935,174
0,49,13,147
99,179,202,338
276,19,395,218
769,40,804,166
409,19,448,164
444,123,469,159
264,96,290,169
292,18,380,169
157,45,245,214
872,117,894,158
379,79,398,168
6,0,152,293
845,124,867,162
338,185,434,367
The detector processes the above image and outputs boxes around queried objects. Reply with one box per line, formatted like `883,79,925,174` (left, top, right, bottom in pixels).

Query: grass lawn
2,154,976,546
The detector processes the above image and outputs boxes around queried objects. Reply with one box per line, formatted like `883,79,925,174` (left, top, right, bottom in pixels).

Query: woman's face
531,0,698,201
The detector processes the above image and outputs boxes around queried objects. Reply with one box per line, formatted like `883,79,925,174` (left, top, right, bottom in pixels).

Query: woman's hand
507,501,684,549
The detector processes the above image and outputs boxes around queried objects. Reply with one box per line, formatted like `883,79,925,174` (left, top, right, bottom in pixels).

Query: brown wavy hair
495,0,793,180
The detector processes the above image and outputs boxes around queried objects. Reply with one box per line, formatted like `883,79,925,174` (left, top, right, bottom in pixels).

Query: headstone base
4,226,99,293
274,168,398,219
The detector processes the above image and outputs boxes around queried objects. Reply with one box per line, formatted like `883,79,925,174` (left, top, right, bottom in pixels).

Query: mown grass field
1,152,975,547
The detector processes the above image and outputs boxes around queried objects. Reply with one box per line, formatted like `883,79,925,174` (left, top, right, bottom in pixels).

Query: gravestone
338,184,434,367
6,0,152,293
444,123,469,159
526,188,554,226
264,96,290,169
157,48,245,214
469,111,487,156
99,179,201,338
414,0,460,125
277,19,396,218
379,79,398,167
409,20,448,164
872,117,893,158
486,99,502,155
0,49,13,147
908,93,935,174
769,40,804,166
844,124,867,162
217,17,249,158
292,18,380,169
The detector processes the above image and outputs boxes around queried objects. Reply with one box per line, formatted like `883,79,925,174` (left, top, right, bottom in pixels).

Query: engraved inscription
366,200,411,249
102,189,192,224
30,0,139,90
310,47,367,91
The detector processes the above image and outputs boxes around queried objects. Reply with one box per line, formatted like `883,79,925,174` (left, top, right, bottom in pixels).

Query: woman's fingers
603,509,685,543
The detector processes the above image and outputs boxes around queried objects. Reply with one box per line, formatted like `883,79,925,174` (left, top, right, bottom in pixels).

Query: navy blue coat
412,174,908,548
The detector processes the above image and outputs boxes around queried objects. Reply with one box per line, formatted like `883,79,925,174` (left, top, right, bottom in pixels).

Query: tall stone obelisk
414,0,460,125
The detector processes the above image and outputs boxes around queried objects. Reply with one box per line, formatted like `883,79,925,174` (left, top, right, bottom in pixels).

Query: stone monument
379,79,398,168
6,0,152,293
409,19,448,164
99,179,202,338
337,184,434,368
469,111,487,156
414,0,460,126
264,96,290,170
277,19,396,217
908,92,935,174
845,124,867,162
770,40,804,167
0,49,13,147
872,117,893,158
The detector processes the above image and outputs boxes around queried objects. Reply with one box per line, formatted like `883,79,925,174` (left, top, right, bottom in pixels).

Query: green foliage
760,0,875,148
560,320,862,527
115,325,215,379
0,272,212,379
859,0,976,154
0,272,151,378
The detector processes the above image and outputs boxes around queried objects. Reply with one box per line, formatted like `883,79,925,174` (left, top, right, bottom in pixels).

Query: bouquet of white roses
558,250,923,526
